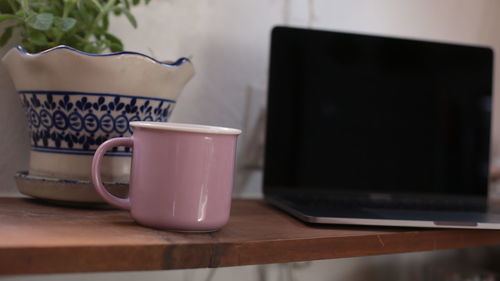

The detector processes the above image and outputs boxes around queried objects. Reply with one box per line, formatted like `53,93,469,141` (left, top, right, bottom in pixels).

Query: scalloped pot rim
12,45,191,67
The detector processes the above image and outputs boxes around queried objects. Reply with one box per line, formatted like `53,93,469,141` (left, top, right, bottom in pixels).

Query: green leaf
53,16,77,32
61,17,76,31
121,8,137,28
109,42,123,52
27,30,48,46
0,26,13,47
0,14,16,22
105,33,122,45
104,33,123,52
102,0,117,14
113,7,122,16
132,0,140,5
89,0,103,12
27,13,54,31
102,14,109,30
15,10,26,17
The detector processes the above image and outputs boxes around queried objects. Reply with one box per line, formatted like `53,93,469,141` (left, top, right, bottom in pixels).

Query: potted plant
0,0,149,53
0,0,195,204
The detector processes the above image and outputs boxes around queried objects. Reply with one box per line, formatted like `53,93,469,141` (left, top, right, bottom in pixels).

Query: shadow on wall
0,43,30,195
234,84,267,198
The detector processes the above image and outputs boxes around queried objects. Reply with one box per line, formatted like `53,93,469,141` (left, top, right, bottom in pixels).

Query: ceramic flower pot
2,45,194,202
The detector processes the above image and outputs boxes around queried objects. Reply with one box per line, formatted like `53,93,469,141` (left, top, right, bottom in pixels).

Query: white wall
1,0,499,280
109,0,500,199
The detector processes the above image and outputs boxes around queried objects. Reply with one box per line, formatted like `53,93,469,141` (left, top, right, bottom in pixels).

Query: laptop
263,26,500,229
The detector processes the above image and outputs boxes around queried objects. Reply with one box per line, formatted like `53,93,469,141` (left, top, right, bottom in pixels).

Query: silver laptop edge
266,197,500,230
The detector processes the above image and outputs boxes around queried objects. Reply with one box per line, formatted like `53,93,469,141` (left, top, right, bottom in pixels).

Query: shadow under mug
91,121,241,232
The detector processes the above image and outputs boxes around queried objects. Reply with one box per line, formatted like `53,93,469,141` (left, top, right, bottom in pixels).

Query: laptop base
266,196,500,229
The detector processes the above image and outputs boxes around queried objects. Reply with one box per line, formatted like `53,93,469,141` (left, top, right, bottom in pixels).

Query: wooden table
1,198,500,275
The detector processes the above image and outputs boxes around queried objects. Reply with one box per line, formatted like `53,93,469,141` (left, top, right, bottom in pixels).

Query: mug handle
91,137,133,210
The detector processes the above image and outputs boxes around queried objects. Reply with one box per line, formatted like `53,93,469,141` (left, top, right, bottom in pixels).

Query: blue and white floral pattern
20,91,175,156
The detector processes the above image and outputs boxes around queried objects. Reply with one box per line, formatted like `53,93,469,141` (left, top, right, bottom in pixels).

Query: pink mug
91,121,241,231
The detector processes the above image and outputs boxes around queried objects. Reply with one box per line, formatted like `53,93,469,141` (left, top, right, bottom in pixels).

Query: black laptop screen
264,27,493,197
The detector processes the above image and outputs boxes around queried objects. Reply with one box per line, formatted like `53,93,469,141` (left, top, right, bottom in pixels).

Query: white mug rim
130,121,242,135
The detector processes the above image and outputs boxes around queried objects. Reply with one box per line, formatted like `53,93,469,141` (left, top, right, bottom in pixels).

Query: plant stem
83,0,116,50
54,0,75,45
20,0,29,12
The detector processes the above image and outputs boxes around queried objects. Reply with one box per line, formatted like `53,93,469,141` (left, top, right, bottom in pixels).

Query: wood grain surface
1,198,500,275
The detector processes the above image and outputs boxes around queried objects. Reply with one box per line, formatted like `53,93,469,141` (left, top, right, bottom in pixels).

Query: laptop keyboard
286,195,486,212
